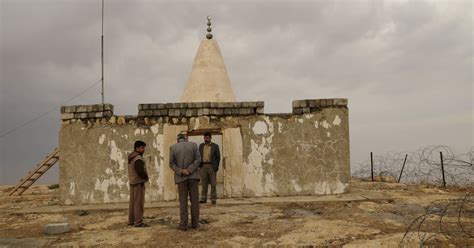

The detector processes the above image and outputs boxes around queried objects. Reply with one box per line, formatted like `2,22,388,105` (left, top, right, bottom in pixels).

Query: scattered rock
383,219,403,227
157,217,175,226
357,201,380,213
78,210,89,216
427,206,443,214
117,116,126,125
286,208,321,217
64,199,74,205
199,219,210,224
43,223,70,235
47,184,59,189
109,116,116,124
379,171,396,183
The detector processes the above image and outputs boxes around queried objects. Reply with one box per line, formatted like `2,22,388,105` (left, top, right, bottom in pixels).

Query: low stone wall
292,99,348,114
138,101,264,117
60,104,114,120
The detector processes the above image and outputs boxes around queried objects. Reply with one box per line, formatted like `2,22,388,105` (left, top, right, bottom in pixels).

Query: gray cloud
1,0,472,184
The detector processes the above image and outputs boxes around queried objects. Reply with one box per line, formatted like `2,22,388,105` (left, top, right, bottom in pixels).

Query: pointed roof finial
206,16,213,39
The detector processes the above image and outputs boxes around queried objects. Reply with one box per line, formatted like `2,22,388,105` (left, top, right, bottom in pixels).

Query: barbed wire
399,193,473,246
352,145,474,186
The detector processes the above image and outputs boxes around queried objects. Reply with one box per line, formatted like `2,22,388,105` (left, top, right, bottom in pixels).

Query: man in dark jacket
198,132,221,205
128,140,149,227
170,133,201,231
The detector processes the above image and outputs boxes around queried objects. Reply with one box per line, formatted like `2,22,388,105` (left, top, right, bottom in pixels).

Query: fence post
398,154,408,183
440,152,446,187
370,152,374,182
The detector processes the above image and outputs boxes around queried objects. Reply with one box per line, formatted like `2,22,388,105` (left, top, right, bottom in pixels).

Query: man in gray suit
169,133,201,231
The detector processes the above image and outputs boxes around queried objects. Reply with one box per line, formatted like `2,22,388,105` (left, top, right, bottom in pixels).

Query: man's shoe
211,201,216,205
199,200,207,204
190,224,199,229
134,223,149,228
178,225,187,231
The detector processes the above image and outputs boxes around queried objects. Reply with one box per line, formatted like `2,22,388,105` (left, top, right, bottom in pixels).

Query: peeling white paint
327,132,331,137
265,117,274,136
304,114,314,119
133,128,147,135
298,119,303,124
314,121,319,129
109,140,125,170
244,117,276,196
291,179,302,193
151,124,159,135
333,115,341,126
152,133,164,150
98,134,106,145
322,120,330,129
333,182,348,194
264,173,275,192
152,130,165,198
314,181,331,194
155,156,163,186
93,170,127,203
252,121,268,135
278,122,283,133
314,181,348,194
69,182,76,196
194,118,200,130
94,178,111,203
244,140,267,195
82,192,91,201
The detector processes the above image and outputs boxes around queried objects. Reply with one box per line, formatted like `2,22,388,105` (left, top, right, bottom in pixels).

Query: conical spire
180,17,236,103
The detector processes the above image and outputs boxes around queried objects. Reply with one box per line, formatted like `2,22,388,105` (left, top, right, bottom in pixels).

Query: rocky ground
0,179,473,247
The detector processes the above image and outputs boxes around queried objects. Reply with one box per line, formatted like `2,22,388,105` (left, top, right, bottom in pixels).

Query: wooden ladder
9,148,60,196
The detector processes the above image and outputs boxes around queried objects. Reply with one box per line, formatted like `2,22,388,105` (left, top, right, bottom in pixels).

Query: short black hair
204,132,212,138
134,140,146,149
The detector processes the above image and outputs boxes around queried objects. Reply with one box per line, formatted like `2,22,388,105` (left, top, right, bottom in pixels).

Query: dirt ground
1,179,473,247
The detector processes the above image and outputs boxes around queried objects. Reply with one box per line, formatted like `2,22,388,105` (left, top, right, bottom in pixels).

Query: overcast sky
0,0,472,185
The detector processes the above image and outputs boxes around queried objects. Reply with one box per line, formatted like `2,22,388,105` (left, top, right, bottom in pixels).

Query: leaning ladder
9,148,60,196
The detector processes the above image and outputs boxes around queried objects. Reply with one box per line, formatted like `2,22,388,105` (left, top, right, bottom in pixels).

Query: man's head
134,140,146,154
177,133,187,142
204,132,212,144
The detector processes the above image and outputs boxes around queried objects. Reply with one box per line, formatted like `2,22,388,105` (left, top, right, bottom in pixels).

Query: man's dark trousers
128,183,145,226
200,163,217,202
177,179,199,228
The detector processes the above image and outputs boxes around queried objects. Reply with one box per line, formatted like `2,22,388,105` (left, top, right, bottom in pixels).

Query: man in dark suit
198,132,221,205
170,133,201,231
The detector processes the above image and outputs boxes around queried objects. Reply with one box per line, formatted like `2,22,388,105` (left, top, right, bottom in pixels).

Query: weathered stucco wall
59,100,350,204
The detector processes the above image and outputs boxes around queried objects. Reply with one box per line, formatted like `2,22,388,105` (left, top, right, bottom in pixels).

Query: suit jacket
199,142,221,172
169,140,201,184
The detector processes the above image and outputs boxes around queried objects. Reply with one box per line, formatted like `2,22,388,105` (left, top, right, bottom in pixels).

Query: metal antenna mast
101,0,104,104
